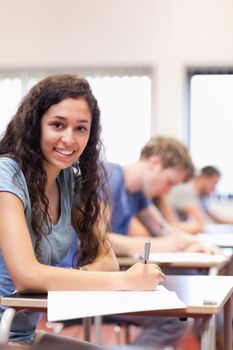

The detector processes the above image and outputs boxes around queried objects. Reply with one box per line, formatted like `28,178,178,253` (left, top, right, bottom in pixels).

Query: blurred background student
168,166,233,234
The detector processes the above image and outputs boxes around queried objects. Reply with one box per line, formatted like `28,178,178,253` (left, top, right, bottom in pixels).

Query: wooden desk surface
1,276,232,317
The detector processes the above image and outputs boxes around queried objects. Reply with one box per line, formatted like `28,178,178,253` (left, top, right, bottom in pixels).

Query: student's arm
136,204,171,236
127,217,150,237
108,231,221,256
204,207,233,225
155,195,178,223
128,199,203,236
155,196,204,234
132,204,202,245
0,192,164,293
181,205,206,233
108,231,197,256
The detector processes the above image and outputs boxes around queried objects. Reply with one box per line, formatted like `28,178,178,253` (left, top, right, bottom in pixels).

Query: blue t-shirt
0,157,75,342
107,162,150,235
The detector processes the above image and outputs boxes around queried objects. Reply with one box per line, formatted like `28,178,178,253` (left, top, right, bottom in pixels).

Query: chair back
0,308,15,345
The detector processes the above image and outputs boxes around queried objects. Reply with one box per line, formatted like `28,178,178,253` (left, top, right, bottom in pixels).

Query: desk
117,251,232,275
198,232,233,249
1,276,232,350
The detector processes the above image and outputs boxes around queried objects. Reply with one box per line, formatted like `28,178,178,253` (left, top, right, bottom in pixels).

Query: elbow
12,263,47,294
16,284,34,294
14,278,36,294
189,223,204,234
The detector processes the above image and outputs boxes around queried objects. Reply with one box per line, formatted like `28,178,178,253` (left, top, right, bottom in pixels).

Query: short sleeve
135,192,151,211
169,183,199,210
0,157,28,209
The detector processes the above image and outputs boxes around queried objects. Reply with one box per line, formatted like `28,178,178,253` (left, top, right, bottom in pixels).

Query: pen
203,299,217,305
143,240,151,264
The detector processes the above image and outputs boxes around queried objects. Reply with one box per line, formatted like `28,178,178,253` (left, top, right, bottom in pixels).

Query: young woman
0,74,165,348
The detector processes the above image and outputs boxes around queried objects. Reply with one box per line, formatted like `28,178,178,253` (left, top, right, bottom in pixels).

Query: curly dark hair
0,74,108,265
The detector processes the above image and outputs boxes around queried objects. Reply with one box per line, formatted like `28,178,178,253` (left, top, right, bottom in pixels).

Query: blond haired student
0,74,164,348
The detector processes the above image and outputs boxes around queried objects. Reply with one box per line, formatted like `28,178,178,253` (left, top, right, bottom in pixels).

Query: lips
54,148,76,157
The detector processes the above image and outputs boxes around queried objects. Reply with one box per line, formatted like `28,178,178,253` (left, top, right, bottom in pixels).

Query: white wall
1,0,233,141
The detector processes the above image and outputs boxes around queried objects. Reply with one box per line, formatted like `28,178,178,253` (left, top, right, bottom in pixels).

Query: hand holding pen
124,239,165,290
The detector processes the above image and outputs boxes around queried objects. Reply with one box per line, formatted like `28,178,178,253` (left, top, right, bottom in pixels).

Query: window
0,70,151,165
188,70,233,195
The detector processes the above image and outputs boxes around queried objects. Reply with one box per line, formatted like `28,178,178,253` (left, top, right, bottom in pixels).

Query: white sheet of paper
147,252,228,263
198,233,233,247
47,286,186,322
205,223,233,234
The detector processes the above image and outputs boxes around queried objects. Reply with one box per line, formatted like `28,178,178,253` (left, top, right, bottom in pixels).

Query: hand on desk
166,231,222,254
124,262,166,291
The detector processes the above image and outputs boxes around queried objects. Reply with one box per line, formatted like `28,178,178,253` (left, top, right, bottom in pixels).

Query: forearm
16,260,166,293
172,221,204,234
108,232,182,256
108,232,146,256
137,205,170,236
127,217,150,237
15,262,125,293
206,210,233,224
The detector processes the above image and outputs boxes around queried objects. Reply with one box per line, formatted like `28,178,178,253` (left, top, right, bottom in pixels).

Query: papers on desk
147,252,228,263
205,223,233,234
47,286,186,322
198,233,233,248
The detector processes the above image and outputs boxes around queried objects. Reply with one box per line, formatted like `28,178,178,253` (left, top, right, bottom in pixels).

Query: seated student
105,139,222,350
107,137,218,255
168,165,233,234
0,74,165,349
64,136,219,350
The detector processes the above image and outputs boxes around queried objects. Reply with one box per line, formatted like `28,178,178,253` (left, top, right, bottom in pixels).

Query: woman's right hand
123,262,166,291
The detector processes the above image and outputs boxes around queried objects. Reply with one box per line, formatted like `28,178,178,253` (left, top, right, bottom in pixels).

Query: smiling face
40,97,91,176
141,157,188,199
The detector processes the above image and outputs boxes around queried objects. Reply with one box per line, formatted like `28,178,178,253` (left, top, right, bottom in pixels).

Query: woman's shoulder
0,156,29,207
0,156,20,175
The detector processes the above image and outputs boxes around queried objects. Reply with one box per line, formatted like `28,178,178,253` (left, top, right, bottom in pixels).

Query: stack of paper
48,286,186,322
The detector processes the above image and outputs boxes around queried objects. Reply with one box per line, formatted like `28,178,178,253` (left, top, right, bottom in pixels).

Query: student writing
0,74,165,348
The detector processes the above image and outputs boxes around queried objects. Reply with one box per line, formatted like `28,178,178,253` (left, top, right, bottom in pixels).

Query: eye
76,126,88,133
52,122,64,129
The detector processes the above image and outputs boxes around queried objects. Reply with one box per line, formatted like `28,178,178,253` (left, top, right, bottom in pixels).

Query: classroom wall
1,0,233,141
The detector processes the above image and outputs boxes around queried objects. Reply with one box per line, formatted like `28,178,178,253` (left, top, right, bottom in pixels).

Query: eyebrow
52,116,90,123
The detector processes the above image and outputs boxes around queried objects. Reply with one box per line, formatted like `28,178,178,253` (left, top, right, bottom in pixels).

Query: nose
61,128,75,145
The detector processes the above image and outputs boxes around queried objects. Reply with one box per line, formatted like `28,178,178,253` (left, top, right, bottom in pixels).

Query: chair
0,308,15,345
